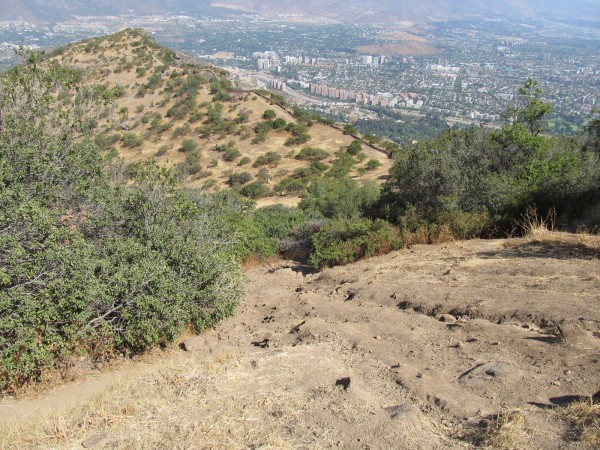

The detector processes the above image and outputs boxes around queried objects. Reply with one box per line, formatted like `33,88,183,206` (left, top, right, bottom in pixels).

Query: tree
505,78,553,136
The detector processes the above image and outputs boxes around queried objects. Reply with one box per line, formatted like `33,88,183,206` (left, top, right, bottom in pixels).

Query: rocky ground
1,233,599,449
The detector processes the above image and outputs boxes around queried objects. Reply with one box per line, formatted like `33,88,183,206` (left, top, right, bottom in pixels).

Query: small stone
552,381,561,386
437,314,457,324
82,432,109,448
558,323,593,347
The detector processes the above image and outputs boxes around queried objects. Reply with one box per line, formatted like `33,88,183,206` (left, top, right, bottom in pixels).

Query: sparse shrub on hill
179,139,198,153
121,132,143,148
347,140,362,155
240,181,270,199
253,151,282,168
295,147,329,161
227,171,253,187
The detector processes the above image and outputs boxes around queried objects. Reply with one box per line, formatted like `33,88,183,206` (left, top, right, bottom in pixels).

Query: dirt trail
1,235,599,449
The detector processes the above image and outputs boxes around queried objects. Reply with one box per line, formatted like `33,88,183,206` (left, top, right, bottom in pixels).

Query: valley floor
1,234,599,449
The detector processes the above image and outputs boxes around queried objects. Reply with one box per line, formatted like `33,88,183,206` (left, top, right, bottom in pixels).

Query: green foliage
253,151,282,168
240,182,270,199
309,218,401,269
273,118,287,129
295,147,329,161
179,139,198,153
343,124,358,135
505,78,553,136
347,140,362,155
365,159,382,170
262,109,276,120
121,132,143,148
300,177,380,219
227,171,253,187
0,51,247,393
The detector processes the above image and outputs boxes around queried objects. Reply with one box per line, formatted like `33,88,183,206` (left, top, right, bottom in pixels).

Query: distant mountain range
2,0,600,24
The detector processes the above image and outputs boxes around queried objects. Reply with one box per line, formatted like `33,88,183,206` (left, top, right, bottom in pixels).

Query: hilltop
50,28,390,206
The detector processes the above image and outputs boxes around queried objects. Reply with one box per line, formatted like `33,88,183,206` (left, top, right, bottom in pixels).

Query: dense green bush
309,218,401,269
381,83,600,234
300,177,380,219
240,181,270,199
0,51,246,393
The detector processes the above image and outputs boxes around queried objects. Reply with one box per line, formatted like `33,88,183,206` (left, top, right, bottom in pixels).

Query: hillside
2,233,599,448
51,28,390,206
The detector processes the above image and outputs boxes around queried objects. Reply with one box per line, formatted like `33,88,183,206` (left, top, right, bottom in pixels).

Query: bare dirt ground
1,234,599,449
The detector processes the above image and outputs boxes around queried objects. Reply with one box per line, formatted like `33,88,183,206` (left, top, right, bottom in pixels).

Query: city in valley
2,13,599,139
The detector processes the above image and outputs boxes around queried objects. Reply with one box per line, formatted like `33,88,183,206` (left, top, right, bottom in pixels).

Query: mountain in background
2,0,600,24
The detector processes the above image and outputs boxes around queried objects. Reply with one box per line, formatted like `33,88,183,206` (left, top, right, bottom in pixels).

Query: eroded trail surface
1,236,599,449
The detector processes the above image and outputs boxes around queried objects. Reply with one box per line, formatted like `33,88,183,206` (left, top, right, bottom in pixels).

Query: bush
238,156,251,166
296,147,329,161
223,147,241,162
155,145,170,157
309,218,402,269
347,140,362,155
262,109,276,120
253,151,282,167
179,139,198,153
240,181,270,199
300,177,380,219
365,159,382,170
227,171,253,187
121,132,143,148
0,54,247,393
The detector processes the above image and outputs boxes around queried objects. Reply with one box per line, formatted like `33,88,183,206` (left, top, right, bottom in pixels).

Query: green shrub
296,147,329,161
0,54,248,392
240,181,270,199
365,159,382,170
309,218,402,269
227,171,253,187
179,139,197,153
253,151,282,167
300,177,380,219
347,140,362,155
223,147,242,162
155,145,170,157
262,109,276,120
238,156,251,166
121,132,143,148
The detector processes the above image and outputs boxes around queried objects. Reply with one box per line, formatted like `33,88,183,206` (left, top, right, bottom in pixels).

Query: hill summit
51,28,390,206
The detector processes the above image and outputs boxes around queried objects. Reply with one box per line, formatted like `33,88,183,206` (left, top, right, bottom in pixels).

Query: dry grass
473,410,530,449
559,399,600,446
515,206,556,237
0,351,338,450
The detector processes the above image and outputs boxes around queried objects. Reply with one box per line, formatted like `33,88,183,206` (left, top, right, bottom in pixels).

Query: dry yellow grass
476,410,530,449
0,350,340,449
559,400,600,446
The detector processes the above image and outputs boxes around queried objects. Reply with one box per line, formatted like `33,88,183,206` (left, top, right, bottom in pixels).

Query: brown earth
1,233,599,449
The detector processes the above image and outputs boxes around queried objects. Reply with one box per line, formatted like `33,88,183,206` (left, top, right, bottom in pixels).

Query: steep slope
51,29,390,205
